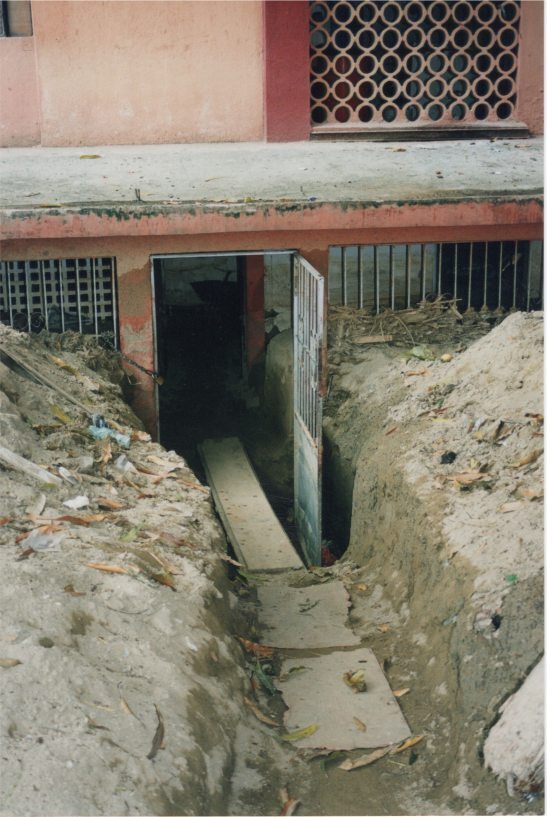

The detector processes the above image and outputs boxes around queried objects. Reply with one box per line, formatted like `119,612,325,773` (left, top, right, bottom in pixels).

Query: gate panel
293,254,324,566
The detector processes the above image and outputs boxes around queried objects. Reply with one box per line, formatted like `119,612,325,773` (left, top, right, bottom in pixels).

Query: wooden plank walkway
199,437,304,572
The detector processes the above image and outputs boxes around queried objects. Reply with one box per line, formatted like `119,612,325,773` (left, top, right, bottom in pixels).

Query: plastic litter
63,495,90,510
114,454,137,473
88,426,130,448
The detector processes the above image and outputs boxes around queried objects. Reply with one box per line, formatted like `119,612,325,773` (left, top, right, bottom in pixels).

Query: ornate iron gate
293,254,325,566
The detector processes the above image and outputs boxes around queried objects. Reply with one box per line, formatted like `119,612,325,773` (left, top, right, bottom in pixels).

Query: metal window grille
0,257,118,346
328,240,543,313
310,0,522,133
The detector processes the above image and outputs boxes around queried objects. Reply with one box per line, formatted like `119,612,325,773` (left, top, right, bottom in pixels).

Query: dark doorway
153,255,248,475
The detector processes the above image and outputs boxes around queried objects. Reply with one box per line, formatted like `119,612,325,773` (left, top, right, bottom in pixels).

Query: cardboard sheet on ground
276,648,411,750
257,581,360,648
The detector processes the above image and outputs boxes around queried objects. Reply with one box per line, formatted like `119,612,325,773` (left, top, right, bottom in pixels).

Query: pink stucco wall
31,0,264,146
0,37,40,147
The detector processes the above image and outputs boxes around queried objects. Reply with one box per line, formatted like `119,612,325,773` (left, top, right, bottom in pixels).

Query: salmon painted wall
0,37,40,146
30,0,264,146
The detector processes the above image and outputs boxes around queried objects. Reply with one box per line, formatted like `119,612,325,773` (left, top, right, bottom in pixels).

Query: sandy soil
312,310,544,816
0,326,295,817
0,311,543,817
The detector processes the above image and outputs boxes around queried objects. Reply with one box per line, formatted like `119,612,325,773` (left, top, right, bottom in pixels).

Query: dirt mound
321,310,544,815
0,327,291,816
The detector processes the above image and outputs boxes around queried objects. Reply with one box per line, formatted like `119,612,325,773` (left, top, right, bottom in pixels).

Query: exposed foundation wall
0,214,542,437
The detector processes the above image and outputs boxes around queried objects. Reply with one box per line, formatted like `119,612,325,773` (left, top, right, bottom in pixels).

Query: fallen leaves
244,696,279,727
339,745,391,770
0,517,13,526
393,688,410,698
96,497,126,510
237,637,274,659
64,583,86,597
85,562,129,575
281,724,318,742
343,670,367,692
147,704,165,760
515,486,543,501
339,735,425,771
447,471,492,488
353,716,367,731
510,449,543,469
0,658,22,668
279,788,300,816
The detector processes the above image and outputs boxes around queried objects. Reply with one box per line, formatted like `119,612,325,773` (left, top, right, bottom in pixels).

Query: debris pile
0,325,289,816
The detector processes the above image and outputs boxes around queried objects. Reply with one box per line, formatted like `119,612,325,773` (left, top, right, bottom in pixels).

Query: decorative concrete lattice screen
310,0,521,131
0,258,118,345
328,240,543,313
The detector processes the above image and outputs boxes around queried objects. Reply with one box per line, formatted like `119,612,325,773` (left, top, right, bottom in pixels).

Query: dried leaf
385,426,398,436
219,553,244,567
515,486,543,501
393,688,410,698
98,438,112,466
353,582,368,592
85,562,129,575
354,334,393,345
120,697,138,719
147,704,165,760
377,624,390,633
64,583,86,596
280,795,301,816
155,530,195,548
525,413,544,425
244,696,279,727
339,745,391,771
0,516,13,526
80,154,101,159
0,658,22,668
498,502,523,513
448,471,490,486
47,354,78,375
237,637,274,658
390,735,424,754
404,369,428,377
343,670,367,692
86,717,109,731
177,477,209,494
16,547,35,561
353,717,367,731
55,514,106,526
511,449,543,469
281,724,318,742
96,497,126,510
50,404,72,425
131,430,151,442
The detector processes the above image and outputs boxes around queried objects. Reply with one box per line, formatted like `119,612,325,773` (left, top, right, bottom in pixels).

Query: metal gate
293,254,325,566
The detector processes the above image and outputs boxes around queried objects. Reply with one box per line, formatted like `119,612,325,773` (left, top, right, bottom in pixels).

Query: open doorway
151,251,326,566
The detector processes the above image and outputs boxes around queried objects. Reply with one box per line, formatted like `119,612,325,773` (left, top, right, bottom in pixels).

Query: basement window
0,258,118,346
328,240,544,313
0,0,33,36
310,0,525,136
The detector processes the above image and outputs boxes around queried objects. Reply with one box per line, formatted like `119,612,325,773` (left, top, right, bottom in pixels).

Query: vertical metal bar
512,240,518,309
405,245,411,309
357,246,363,309
437,243,443,297
341,247,347,306
497,242,503,310
7,263,14,327
420,244,426,302
25,262,31,331
453,244,459,303
467,243,473,311
40,261,49,331
59,261,66,332
526,242,532,311
75,259,83,333
91,258,99,335
482,242,488,310
110,259,118,349
389,246,394,310
374,245,379,314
